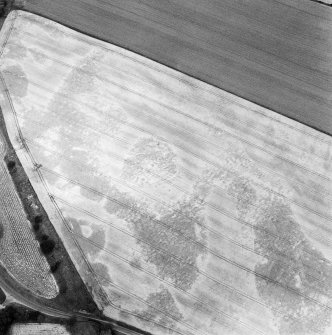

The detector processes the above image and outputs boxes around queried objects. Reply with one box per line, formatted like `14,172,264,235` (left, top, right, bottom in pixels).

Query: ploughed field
22,0,332,134
1,10,332,335
9,323,70,335
0,123,58,298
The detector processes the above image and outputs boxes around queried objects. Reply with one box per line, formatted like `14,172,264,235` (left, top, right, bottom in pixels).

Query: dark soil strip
309,0,332,7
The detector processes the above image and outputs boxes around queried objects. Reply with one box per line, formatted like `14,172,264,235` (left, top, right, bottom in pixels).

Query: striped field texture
22,0,332,135
0,129,58,298
9,323,70,335
0,11,332,335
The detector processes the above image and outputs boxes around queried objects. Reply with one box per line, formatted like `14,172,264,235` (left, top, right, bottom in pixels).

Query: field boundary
309,0,332,6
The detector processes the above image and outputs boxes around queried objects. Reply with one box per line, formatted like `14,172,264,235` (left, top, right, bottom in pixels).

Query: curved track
0,268,147,335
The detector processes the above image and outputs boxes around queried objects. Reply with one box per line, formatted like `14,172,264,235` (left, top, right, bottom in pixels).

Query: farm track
0,267,152,335
22,0,332,134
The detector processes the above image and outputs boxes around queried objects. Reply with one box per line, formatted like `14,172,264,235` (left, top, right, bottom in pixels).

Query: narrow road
0,265,70,319
0,266,148,334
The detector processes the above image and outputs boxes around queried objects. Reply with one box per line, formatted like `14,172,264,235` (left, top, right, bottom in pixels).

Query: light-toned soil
9,323,70,335
0,10,332,335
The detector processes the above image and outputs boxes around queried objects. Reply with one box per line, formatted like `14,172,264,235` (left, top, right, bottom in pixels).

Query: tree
32,221,40,231
50,261,61,273
59,281,68,294
0,2,5,18
0,288,5,304
40,239,55,254
34,215,43,224
27,310,40,322
67,316,77,327
6,160,16,173
40,234,49,241
0,223,4,239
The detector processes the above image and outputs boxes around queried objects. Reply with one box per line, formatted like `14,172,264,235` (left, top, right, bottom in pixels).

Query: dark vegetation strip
309,0,332,7
0,0,12,28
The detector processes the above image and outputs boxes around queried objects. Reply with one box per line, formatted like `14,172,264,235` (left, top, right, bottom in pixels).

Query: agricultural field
0,129,58,299
21,0,332,134
9,323,70,335
0,10,332,335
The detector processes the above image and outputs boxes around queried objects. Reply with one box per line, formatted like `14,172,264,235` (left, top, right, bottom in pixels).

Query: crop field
0,129,58,299
0,10,332,335
21,0,332,135
9,323,70,335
